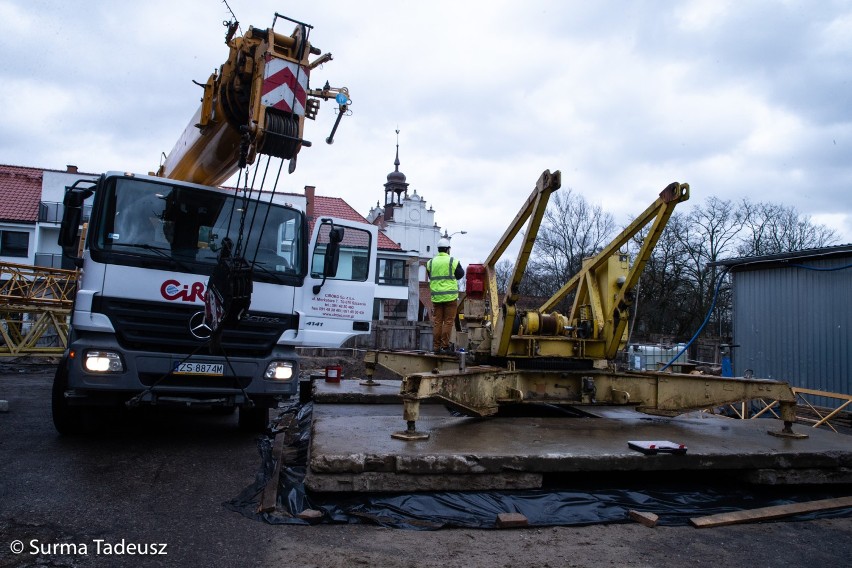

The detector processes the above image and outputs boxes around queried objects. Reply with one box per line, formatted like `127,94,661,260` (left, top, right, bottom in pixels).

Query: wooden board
628,509,659,527
257,430,287,513
690,496,852,528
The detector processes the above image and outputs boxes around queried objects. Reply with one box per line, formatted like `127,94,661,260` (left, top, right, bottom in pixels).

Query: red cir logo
160,279,206,302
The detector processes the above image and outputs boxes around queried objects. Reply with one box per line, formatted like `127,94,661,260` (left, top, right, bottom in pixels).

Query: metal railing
33,253,66,270
38,201,91,224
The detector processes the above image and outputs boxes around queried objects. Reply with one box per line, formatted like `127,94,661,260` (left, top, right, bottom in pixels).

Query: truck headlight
84,350,124,373
265,361,294,380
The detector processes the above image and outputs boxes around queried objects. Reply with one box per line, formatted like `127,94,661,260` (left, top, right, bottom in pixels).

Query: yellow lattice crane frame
0,262,77,356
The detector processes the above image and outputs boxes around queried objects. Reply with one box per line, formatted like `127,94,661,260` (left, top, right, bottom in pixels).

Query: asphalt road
1,361,851,568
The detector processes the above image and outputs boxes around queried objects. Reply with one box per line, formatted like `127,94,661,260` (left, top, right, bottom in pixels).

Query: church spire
384,128,408,213
394,128,401,171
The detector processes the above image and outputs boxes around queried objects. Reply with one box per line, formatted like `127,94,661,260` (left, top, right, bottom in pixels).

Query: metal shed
714,245,852,409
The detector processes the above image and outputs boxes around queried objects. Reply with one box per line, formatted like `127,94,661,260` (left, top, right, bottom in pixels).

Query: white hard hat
438,237,451,248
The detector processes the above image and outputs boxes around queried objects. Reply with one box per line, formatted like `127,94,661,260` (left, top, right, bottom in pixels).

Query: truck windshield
92,177,303,281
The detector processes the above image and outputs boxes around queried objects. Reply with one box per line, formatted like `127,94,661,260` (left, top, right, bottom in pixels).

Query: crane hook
325,92,351,145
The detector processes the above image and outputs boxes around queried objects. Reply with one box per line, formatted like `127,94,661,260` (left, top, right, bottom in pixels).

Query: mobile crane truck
53,14,376,433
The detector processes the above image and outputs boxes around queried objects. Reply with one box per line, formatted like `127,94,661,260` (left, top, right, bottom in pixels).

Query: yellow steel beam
0,304,71,356
480,170,561,356
538,182,689,360
0,262,77,307
397,367,801,436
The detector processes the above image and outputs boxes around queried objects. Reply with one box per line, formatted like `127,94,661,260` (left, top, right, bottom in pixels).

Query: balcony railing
34,253,68,270
39,201,91,224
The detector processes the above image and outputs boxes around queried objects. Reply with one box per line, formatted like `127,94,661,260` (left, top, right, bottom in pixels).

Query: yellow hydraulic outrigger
364,171,805,442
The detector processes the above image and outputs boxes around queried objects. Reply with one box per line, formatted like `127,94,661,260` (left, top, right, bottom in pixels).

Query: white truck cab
53,171,376,432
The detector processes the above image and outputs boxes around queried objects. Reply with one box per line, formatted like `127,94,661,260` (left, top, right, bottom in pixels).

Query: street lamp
443,230,467,240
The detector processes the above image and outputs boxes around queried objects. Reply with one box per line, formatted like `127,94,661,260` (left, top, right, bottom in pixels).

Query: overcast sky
1,0,850,269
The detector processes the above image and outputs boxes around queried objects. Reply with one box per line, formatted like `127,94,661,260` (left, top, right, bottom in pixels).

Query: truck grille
93,297,297,358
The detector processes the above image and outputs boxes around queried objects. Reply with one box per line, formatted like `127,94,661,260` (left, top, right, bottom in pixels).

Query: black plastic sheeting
225,402,852,530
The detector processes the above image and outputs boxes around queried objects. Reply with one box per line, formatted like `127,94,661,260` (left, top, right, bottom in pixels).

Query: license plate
173,362,224,376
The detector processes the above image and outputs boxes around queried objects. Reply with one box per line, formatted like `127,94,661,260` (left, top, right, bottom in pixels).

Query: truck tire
238,405,269,432
52,364,87,435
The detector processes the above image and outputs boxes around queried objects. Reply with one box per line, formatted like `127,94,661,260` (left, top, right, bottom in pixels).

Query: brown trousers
432,301,458,351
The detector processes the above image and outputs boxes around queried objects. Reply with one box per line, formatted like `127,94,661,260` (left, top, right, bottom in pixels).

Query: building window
377,258,407,286
352,255,369,281
374,298,409,320
0,230,29,257
383,299,408,320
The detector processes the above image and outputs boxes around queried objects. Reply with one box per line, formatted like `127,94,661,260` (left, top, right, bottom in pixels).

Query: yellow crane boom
157,15,350,186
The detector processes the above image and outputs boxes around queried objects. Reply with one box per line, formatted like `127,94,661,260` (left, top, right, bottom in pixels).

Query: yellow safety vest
427,253,460,303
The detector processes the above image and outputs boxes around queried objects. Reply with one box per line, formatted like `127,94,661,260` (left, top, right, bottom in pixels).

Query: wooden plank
793,387,852,402
257,431,287,513
628,510,659,528
496,512,529,528
690,496,852,528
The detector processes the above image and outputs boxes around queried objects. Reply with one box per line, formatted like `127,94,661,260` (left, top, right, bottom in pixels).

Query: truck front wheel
52,364,87,435
238,405,269,432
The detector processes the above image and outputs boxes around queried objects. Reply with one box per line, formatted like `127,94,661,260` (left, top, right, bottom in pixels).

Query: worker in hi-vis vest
426,237,465,354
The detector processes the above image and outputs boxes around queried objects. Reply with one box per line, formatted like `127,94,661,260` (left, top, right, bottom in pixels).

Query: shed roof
711,244,852,271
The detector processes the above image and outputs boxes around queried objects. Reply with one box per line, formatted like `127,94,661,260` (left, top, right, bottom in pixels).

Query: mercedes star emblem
189,311,213,340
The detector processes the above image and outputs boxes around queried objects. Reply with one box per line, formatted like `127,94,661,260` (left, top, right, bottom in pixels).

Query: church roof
384,137,408,189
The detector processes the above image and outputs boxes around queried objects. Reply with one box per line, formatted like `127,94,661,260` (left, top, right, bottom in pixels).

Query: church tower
366,130,443,258
382,130,409,221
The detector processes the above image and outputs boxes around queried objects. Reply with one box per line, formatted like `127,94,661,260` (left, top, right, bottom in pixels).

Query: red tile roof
313,195,401,251
0,164,403,251
0,165,43,223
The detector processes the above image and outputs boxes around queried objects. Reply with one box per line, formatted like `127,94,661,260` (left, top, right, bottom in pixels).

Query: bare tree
671,197,742,336
526,188,615,299
737,199,839,256
631,213,693,338
494,258,513,296
517,189,840,349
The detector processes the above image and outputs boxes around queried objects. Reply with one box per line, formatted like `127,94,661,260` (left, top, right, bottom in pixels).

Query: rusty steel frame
0,305,72,356
366,351,804,440
364,172,805,442
0,262,76,357
0,262,77,306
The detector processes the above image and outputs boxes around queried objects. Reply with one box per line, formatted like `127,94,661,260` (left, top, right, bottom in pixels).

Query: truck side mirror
312,223,344,294
59,187,94,259
322,227,344,278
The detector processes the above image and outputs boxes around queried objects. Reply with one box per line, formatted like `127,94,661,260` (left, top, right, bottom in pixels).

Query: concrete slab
312,378,403,404
305,402,852,492
306,471,544,493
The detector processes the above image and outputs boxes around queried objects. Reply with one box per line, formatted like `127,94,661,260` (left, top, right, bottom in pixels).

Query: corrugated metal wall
731,254,852,408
